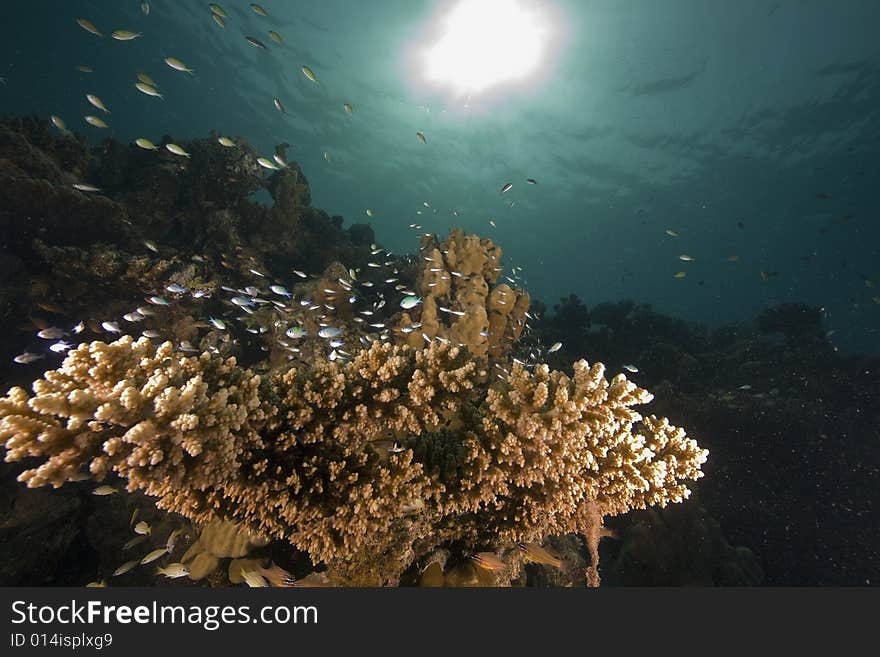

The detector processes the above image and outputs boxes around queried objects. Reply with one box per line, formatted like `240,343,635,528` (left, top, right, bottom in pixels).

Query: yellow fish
301,65,319,84
135,82,163,99
76,64,94,73
134,521,151,535
165,143,191,158
365,209,373,217
136,138,158,151
209,3,227,17
217,137,235,147
678,254,695,261
673,271,687,278
257,157,279,170
140,548,169,565
113,560,139,576
250,3,269,17
165,57,194,74
76,18,102,37
665,228,679,237
92,485,117,495
85,115,109,128
213,13,226,28
269,30,283,44
86,94,110,113
50,115,67,132
137,72,157,86
343,103,353,114
111,29,142,41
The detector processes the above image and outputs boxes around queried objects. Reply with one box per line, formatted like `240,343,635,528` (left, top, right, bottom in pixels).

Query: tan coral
1,336,707,586
395,229,528,360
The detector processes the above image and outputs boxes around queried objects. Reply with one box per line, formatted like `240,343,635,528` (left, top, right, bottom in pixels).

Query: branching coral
396,228,529,360
0,336,706,585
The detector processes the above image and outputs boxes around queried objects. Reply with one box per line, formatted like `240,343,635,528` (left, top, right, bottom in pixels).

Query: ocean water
0,0,878,587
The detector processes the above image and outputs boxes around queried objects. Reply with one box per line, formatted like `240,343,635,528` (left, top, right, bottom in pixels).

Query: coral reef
396,229,530,360
0,336,706,585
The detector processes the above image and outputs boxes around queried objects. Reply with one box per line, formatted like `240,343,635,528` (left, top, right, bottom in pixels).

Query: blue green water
1,0,879,351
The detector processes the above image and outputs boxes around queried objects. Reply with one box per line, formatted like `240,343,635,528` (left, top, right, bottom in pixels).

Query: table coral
0,336,707,585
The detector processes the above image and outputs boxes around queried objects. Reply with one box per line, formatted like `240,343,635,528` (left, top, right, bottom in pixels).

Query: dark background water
1,0,878,352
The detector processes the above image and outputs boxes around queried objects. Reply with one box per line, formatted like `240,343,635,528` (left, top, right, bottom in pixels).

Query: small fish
49,341,73,353
156,563,189,578
50,115,67,132
489,219,496,227
500,182,513,194
93,485,118,496
217,136,235,147
270,285,291,297
144,240,159,253
86,94,110,113
136,138,158,150
113,560,140,576
142,329,161,339
231,296,254,307
517,542,563,569
76,18,103,37
760,271,780,280
165,57,194,74
72,321,85,334
250,3,269,16
76,64,94,73
257,157,279,170
323,151,331,162
141,1,150,16
123,535,148,550
273,97,286,113
212,13,225,28
148,295,170,306
286,326,307,339
366,209,373,217
471,552,506,571
85,115,109,128
111,30,142,41
343,103,353,114
301,65,319,83
678,254,695,261
137,72,158,86
623,364,639,373
665,228,679,237
135,82,163,99
37,327,65,340
166,529,185,553
726,255,739,262
73,183,101,192
209,3,227,17
318,327,342,339
272,153,287,168
293,270,307,278
548,342,562,353
416,131,426,144
673,271,687,278
269,30,283,44
246,36,266,49
101,321,121,333
123,311,144,323
13,352,44,364
738,385,752,390
166,283,188,294
140,548,169,565
209,318,226,330
132,521,151,536
241,570,269,587
166,143,191,158
526,178,537,185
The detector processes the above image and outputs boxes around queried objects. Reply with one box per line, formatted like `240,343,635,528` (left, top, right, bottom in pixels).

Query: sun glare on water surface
421,0,555,97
